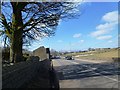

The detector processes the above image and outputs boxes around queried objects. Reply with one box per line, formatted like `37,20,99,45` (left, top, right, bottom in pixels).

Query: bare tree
0,1,81,63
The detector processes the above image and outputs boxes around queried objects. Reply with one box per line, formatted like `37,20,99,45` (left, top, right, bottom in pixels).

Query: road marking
58,61,118,82
53,59,119,82
66,60,79,64
78,68,96,73
64,73,86,78
82,65,119,82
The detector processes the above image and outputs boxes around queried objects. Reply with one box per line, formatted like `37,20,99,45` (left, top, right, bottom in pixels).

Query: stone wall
0,47,2,89
33,46,48,61
2,57,51,88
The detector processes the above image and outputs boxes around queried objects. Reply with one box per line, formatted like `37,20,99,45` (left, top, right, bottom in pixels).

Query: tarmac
53,59,120,89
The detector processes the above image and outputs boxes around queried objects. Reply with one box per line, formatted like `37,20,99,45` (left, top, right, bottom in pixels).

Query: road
52,58,120,89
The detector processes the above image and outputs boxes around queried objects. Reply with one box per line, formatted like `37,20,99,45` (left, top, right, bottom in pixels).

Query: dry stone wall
2,56,51,88
33,46,48,61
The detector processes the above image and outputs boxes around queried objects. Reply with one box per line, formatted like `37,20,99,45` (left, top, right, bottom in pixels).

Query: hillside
64,48,119,62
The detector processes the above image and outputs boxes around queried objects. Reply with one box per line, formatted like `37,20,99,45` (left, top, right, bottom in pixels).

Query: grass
64,48,119,62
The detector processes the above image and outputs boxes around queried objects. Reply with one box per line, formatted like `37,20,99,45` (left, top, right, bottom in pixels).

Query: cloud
73,33,82,38
79,40,84,43
90,29,110,37
90,10,118,39
58,19,62,25
96,23,116,31
57,40,63,43
96,35,112,40
34,32,48,40
102,11,118,23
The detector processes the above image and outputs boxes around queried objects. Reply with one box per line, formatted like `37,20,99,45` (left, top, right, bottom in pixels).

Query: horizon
0,46,119,52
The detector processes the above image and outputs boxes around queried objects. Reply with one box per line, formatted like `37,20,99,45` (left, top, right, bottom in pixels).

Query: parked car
65,56,74,60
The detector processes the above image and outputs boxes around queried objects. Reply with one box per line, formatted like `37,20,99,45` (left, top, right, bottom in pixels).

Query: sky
27,2,118,52
0,2,119,52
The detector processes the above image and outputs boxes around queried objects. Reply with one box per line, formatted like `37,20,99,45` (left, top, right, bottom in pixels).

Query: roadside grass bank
65,48,120,62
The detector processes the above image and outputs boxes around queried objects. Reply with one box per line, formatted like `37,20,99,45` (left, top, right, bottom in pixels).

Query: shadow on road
54,62,120,80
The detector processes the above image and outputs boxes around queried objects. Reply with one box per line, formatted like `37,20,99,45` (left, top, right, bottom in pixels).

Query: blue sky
27,2,118,51
0,2,118,51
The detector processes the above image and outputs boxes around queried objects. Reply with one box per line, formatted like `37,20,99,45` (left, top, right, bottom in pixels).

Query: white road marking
64,73,85,78
66,60,79,64
53,59,119,82
82,65,119,82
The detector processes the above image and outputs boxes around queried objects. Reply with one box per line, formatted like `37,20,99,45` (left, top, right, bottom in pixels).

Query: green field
64,48,120,62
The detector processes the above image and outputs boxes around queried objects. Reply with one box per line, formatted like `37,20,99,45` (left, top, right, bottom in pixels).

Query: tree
88,48,95,51
50,49,60,56
0,1,82,63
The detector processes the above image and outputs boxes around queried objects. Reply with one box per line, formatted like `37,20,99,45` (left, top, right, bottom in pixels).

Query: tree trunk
10,42,13,63
10,2,23,63
10,30,23,63
12,30,23,63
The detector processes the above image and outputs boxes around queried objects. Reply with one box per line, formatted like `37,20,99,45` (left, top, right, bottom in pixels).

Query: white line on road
82,65,119,82
65,60,80,64
53,59,119,82
63,60,119,82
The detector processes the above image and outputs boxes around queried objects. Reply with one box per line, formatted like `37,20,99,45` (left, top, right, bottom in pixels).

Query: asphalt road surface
52,58,120,89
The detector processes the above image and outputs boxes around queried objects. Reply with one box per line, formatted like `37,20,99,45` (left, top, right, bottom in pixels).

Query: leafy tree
0,1,81,63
